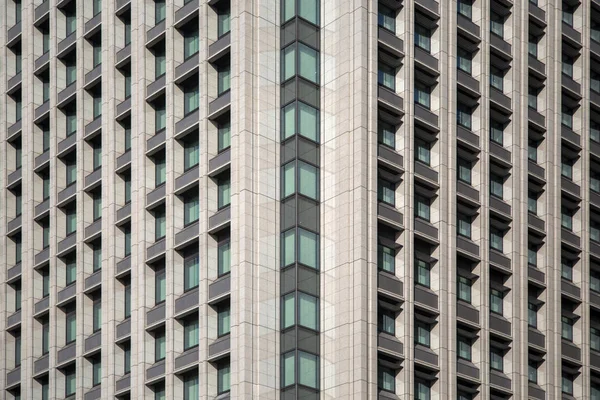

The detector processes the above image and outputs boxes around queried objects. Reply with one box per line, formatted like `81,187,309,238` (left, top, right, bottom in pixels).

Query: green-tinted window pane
66,209,77,235
218,241,231,276
66,111,77,135
378,121,395,147
218,305,230,336
155,156,166,186
416,259,430,287
155,52,166,78
66,371,76,396
416,139,431,165
218,65,231,95
184,87,199,114
124,22,131,45
282,162,295,198
490,289,503,314
184,32,199,59
218,9,231,37
299,44,319,83
282,229,296,267
298,161,318,200
218,179,231,208
155,0,165,23
155,212,165,240
124,229,131,255
282,352,295,387
66,64,77,85
218,364,231,393
124,343,131,372
379,367,395,392
282,103,296,140
298,351,318,388
155,270,166,303
378,179,395,205
416,321,430,346
298,102,319,142
379,5,396,32
184,256,199,290
218,122,231,151
299,293,318,330
155,385,166,400
458,276,471,303
93,0,101,15
93,245,102,271
124,175,131,203
415,24,431,52
283,0,295,22
66,15,76,36
66,313,77,343
183,375,199,400
155,333,165,361
66,259,77,285
42,323,49,353
184,139,199,170
15,193,22,215
458,337,471,360
13,335,20,365
93,301,102,331
92,359,101,385
15,239,22,263
15,284,21,310
43,32,50,53
93,193,102,220
299,0,319,25
43,129,50,152
378,245,395,273
298,229,318,269
93,142,102,169
379,309,395,334
42,269,50,296
282,293,295,329
155,107,166,131
184,319,199,349
43,81,50,102
93,45,102,67
124,285,131,318
184,196,199,225
282,45,296,82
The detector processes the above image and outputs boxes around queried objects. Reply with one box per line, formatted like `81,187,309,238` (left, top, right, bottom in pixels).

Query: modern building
2,0,600,399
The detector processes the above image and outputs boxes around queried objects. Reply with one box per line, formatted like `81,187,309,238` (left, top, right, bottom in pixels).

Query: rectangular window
43,80,50,102
592,221,600,243
298,44,319,84
528,302,538,327
562,3,574,26
124,124,131,151
593,20,600,43
457,214,472,238
66,63,77,85
379,308,395,335
416,138,431,165
592,72,600,94
15,237,22,264
124,174,131,203
490,67,504,92
218,179,231,208
457,158,472,184
457,336,472,360
155,0,166,23
124,342,131,373
92,359,101,386
184,195,200,225
93,244,102,272
66,208,77,235
15,283,21,311
528,140,538,162
490,348,504,371
15,192,22,215
561,156,573,179
528,191,537,214
562,374,574,395
490,174,503,199
184,31,199,59
528,86,538,110
218,7,231,37
415,24,431,52
66,312,77,343
43,31,50,53
282,352,295,387
65,370,76,397
155,269,166,303
457,47,472,74
378,367,395,392
490,12,504,37
42,269,50,297
43,129,50,152
183,317,199,349
92,141,102,170
299,293,319,330
218,65,231,95
592,327,600,352
378,179,395,205
155,106,166,132
592,270,600,293
155,331,166,361
43,225,50,249
415,195,431,221
155,154,166,186
298,229,319,269
183,375,198,400
218,122,231,152
298,351,318,388
93,300,102,332
66,258,76,285
92,192,102,221
415,81,431,109
66,13,76,36
415,321,431,347
218,241,231,276
378,4,395,32
490,120,504,145
93,0,102,15
378,121,395,148
218,363,231,394
282,293,294,329
42,321,49,354
66,109,77,135
490,228,503,252
124,284,131,318
124,21,131,45
155,210,166,240
124,227,131,256
528,245,537,267
415,258,431,287
378,244,395,273
218,304,231,336
457,0,473,19
457,104,472,129
490,288,504,315
415,381,431,400
155,48,166,78
184,85,200,115
561,206,573,231
378,63,395,91
184,255,199,291
528,34,538,58
562,316,574,341
457,275,472,303
561,259,573,281
562,54,574,78
93,44,102,67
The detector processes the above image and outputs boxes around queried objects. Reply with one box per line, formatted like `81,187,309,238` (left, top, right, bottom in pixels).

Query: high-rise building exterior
3,0,600,399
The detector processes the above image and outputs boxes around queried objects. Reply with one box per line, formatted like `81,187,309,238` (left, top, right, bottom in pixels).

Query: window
281,228,319,269
528,139,538,162
184,85,199,115
66,207,77,235
183,138,199,170
154,209,166,240
378,4,395,32
154,383,166,400
528,34,538,58
155,331,166,361
592,327,600,352
155,48,166,80
490,67,504,91
528,302,538,327
415,258,431,287
457,336,472,360
592,71,600,94
457,158,472,184
490,288,504,315
457,47,472,74
92,358,101,386
218,304,230,336
218,241,231,276
457,214,472,238
592,270,600,293
378,179,395,205
92,244,102,272
282,0,319,25
155,269,166,303
124,20,131,45
457,275,472,303
490,11,504,37
92,0,101,15
43,128,50,152
66,12,76,36
562,54,574,78
183,374,199,400
124,174,131,203
415,81,431,109
65,369,76,397
66,257,76,285
218,122,231,152
43,30,50,53
184,195,199,225
416,138,431,165
155,105,166,131
124,284,131,318
594,18,600,43
458,392,473,400
218,64,231,95
282,161,320,200
562,373,574,395
415,380,431,400
218,178,231,208
592,221,600,243
561,315,574,341
562,2,574,26
593,384,600,400
124,227,131,256
528,245,538,267
155,153,166,186
299,293,319,330
378,367,395,392
93,43,102,67
218,363,231,394
281,101,320,142
183,317,199,349
66,62,77,86
218,7,231,37
458,0,473,19
42,321,49,354
490,120,504,145
378,308,395,335
561,156,573,179
528,191,537,214
92,140,102,170
155,0,165,23
183,30,199,59
42,224,50,250
378,63,395,91
415,195,431,221
457,104,472,129
66,311,77,343
528,86,538,110
528,360,538,383
42,268,50,297
378,244,395,273
415,320,431,346
92,300,102,332
66,108,77,135
490,348,504,371
378,121,395,148
490,174,503,199
561,206,573,231
43,80,50,102
15,191,22,215
594,121,600,143
298,351,318,388
184,255,199,291
561,105,574,128
282,293,295,329
415,23,431,52
15,0,22,22
123,342,131,373
561,258,573,281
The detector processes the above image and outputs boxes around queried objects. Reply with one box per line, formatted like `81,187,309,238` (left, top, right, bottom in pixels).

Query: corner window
282,0,320,26
281,228,319,270
281,160,319,200
281,101,320,142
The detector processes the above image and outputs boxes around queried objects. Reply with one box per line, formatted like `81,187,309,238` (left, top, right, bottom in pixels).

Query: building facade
2,0,600,398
